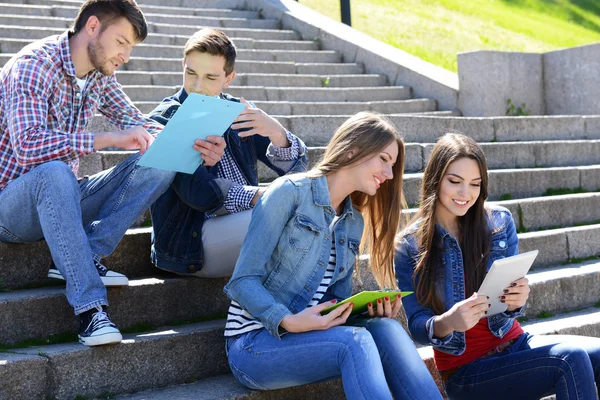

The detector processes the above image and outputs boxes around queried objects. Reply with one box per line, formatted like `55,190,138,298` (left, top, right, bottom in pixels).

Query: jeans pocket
0,226,25,243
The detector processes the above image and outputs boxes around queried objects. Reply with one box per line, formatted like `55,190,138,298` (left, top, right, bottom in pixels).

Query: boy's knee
35,161,78,191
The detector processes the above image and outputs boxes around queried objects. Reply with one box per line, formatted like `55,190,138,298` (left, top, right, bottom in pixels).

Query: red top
434,318,524,371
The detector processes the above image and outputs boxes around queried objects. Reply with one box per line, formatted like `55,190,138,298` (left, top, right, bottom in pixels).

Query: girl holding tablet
395,133,600,399
225,112,442,399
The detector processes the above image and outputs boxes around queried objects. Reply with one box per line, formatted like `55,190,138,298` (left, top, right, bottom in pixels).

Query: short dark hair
184,28,237,75
72,0,148,42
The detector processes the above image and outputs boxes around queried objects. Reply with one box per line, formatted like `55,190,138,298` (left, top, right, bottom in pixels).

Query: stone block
457,51,543,116
493,116,585,142
27,321,229,400
286,116,346,146
404,144,424,173
584,116,600,139
296,62,362,75
0,353,48,400
534,140,600,168
391,116,494,144
0,276,232,344
479,142,536,169
78,152,104,178
519,194,600,231
579,166,600,192
518,230,568,267
403,174,422,206
117,373,346,400
566,225,600,260
544,43,600,115
527,262,600,317
487,167,580,200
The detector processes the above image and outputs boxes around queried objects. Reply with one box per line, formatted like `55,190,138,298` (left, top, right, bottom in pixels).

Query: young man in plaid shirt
0,1,225,346
149,28,307,279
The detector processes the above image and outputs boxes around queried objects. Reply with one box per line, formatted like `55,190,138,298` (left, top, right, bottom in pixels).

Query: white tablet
477,250,538,316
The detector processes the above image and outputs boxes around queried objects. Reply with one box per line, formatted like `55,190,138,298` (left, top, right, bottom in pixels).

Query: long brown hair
412,133,489,314
308,112,407,289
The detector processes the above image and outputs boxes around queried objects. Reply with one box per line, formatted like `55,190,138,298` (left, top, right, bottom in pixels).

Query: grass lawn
297,0,600,72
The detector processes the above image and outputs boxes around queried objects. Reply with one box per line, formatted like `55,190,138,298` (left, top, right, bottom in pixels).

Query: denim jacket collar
311,175,355,218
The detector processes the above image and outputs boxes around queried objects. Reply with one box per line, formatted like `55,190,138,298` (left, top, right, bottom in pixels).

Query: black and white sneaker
48,260,129,286
78,306,122,346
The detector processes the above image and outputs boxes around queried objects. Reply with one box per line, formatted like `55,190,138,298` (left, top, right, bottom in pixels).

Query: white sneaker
48,260,129,286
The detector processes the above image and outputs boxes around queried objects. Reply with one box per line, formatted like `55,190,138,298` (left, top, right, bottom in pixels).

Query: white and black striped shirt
224,216,340,337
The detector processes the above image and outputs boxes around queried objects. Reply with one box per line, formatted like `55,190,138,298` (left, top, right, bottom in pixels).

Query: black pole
340,0,351,26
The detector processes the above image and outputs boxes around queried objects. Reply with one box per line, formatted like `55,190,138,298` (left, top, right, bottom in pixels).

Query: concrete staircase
0,0,599,399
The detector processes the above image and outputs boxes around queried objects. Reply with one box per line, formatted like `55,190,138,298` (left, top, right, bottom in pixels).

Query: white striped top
224,216,340,337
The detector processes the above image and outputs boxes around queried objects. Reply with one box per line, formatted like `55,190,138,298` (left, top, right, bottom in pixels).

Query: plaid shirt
0,32,162,191
207,130,300,217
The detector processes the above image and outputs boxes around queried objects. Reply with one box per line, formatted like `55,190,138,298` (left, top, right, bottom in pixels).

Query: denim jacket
149,88,308,274
395,204,524,355
224,174,364,338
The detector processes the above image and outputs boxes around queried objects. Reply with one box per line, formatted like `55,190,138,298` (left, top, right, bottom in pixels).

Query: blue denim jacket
224,174,364,338
395,204,524,355
148,88,308,274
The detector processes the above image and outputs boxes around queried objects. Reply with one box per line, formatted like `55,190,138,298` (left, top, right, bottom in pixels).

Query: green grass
299,0,600,72
536,311,556,319
0,332,77,352
542,187,588,196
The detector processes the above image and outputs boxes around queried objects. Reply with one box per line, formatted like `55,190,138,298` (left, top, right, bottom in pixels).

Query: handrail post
340,0,351,26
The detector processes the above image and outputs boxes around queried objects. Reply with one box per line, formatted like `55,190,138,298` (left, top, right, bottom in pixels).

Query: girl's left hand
367,294,403,318
501,277,530,311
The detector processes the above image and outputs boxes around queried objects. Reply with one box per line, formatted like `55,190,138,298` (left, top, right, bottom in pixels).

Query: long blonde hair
308,112,407,288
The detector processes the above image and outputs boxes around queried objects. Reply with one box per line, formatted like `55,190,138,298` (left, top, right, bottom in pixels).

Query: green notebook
320,290,413,316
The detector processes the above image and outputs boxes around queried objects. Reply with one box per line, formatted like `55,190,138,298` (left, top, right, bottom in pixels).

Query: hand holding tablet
321,290,413,316
477,250,538,316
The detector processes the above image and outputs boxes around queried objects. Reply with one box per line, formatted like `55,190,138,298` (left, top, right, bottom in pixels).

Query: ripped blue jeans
226,317,443,400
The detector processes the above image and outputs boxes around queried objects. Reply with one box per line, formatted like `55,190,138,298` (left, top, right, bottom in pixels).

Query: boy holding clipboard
149,29,308,278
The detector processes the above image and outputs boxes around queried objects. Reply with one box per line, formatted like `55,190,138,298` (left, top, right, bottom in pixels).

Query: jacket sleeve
255,132,308,176
395,236,456,348
224,177,298,338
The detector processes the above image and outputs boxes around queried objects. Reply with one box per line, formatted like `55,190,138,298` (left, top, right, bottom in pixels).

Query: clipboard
138,93,246,174
477,250,538,316
320,290,413,316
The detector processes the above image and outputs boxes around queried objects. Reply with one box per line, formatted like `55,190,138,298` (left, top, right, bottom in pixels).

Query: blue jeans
226,317,443,400
445,332,600,400
0,155,175,314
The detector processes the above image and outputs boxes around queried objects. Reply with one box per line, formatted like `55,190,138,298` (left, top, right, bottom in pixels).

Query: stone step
0,276,229,345
3,216,599,290
115,374,344,400
527,260,600,318
500,192,600,232
117,85,412,102
133,47,340,63
277,115,600,145
0,12,280,30
0,37,319,53
0,320,231,400
117,57,363,75
0,24,299,42
6,304,599,400
247,98,436,116
0,3,259,19
113,72,384,88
